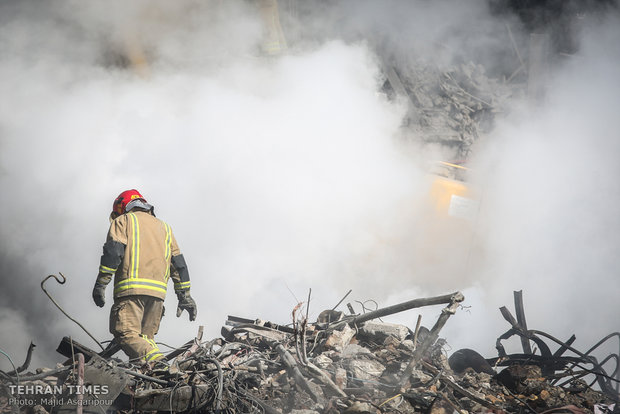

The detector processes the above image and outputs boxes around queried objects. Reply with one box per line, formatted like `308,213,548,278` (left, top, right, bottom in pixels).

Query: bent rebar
41,273,104,350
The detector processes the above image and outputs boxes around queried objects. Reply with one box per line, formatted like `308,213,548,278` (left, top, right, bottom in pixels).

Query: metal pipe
412,314,422,351
398,296,464,389
514,290,532,354
5,343,36,376
346,292,464,327
331,289,352,312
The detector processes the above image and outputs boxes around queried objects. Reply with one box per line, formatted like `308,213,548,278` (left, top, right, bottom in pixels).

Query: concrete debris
381,58,520,161
359,321,410,343
1,290,618,414
344,359,385,384
324,325,356,352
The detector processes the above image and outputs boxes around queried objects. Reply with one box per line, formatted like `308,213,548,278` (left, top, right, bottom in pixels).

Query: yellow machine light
430,175,470,216
428,162,479,222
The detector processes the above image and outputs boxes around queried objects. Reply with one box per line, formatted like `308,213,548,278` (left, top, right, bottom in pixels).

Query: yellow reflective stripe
145,352,163,362
144,351,157,359
174,281,191,290
141,336,163,362
115,278,167,288
164,222,172,281
142,335,158,349
114,278,168,294
114,284,167,295
99,265,116,274
164,223,171,260
143,348,157,358
129,213,140,278
142,348,162,361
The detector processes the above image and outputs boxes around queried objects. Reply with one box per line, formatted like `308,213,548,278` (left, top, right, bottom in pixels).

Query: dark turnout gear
92,281,107,307
94,189,196,364
171,254,191,293
176,290,197,321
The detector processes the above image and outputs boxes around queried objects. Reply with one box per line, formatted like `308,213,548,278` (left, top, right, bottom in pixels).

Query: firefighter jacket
96,210,191,300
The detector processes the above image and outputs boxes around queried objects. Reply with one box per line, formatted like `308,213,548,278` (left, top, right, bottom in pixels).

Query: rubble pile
382,58,519,161
1,291,618,414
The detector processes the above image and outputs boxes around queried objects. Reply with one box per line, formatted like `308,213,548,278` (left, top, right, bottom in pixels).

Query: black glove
92,282,106,307
176,291,197,321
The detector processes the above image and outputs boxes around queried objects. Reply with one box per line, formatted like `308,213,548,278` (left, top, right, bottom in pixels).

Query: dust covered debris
1,290,619,413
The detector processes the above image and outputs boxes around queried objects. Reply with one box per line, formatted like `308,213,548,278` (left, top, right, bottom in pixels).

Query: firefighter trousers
109,295,165,363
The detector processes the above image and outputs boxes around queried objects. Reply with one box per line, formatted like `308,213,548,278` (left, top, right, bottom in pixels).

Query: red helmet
112,189,146,216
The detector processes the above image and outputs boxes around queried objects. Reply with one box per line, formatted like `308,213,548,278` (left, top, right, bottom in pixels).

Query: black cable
204,358,224,411
41,273,104,350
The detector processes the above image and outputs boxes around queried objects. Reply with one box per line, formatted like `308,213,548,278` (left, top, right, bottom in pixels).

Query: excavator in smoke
420,160,482,286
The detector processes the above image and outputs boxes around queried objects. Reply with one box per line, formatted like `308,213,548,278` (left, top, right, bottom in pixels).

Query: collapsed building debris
1,290,618,414
381,57,519,161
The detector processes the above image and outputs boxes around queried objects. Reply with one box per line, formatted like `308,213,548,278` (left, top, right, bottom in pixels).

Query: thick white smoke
0,0,618,375
0,0,423,368
463,13,620,355
385,11,620,361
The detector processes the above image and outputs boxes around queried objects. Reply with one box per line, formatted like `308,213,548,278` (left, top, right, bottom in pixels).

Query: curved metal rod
5,342,35,376
601,354,620,381
558,332,620,376
557,361,620,386
530,329,619,400
579,332,620,395
583,332,620,356
41,273,104,350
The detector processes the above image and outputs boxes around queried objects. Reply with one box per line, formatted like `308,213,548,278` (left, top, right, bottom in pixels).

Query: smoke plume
0,0,618,373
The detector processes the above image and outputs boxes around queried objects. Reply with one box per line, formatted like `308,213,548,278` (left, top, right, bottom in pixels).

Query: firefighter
92,189,197,366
